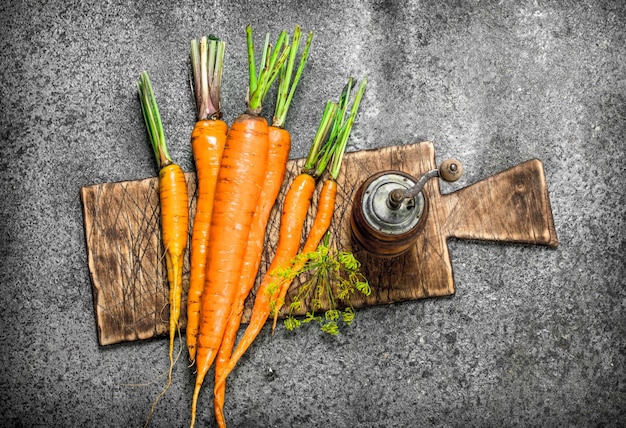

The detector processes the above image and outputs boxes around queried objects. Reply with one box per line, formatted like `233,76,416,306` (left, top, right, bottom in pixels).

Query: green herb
273,233,371,335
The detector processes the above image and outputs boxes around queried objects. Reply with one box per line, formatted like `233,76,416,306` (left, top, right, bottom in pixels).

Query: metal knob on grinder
350,159,462,257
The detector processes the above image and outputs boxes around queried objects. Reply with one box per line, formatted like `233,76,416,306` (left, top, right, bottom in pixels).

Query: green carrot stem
253,32,288,106
246,26,289,114
273,27,314,128
313,77,354,178
275,30,298,122
256,32,270,93
190,35,225,120
303,101,338,173
328,77,367,179
137,71,171,169
246,25,258,97
263,33,272,67
259,44,290,104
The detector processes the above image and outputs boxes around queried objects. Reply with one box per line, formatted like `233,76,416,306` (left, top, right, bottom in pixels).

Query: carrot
211,97,340,403
186,36,228,363
190,26,289,428
270,77,367,329
137,71,189,426
213,26,313,428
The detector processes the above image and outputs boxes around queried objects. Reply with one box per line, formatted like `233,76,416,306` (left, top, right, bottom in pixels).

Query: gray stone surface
1,0,624,427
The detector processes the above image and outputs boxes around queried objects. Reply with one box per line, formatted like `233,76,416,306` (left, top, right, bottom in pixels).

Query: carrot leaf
300,77,366,178
137,71,171,169
273,26,314,128
303,101,338,174
328,77,367,179
246,26,290,115
246,25,258,97
311,76,367,179
313,77,354,178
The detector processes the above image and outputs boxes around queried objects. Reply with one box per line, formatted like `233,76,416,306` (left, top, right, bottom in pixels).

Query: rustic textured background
1,1,624,426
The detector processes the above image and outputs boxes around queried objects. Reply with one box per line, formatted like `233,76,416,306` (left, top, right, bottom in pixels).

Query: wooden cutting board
81,142,558,346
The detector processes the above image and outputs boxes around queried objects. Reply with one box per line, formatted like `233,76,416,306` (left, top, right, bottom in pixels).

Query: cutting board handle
436,159,558,247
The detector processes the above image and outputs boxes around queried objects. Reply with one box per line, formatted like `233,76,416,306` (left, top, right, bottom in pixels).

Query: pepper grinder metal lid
350,159,462,257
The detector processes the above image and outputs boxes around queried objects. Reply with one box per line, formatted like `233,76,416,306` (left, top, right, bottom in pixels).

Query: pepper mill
350,159,463,257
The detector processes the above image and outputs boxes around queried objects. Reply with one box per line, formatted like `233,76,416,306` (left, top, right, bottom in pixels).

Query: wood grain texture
81,175,194,344
81,142,558,345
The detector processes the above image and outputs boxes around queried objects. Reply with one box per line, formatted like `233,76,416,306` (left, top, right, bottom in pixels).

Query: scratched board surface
81,142,557,345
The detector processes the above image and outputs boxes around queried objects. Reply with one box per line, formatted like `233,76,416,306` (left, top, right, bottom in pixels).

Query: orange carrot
137,71,189,426
190,26,289,428
269,179,337,329
186,36,228,362
213,26,313,428
211,98,340,402
271,77,367,329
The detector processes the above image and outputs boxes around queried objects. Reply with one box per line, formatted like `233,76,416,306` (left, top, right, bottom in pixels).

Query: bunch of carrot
212,76,367,425
186,25,315,428
136,24,367,428
212,26,313,428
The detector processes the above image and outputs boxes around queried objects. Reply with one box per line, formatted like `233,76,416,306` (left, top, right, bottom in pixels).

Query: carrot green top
190,35,225,121
245,25,290,115
272,26,313,128
137,71,171,170
302,101,338,176
302,77,367,180
327,77,367,180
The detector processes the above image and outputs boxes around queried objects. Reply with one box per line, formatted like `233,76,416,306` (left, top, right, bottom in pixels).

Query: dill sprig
271,233,370,335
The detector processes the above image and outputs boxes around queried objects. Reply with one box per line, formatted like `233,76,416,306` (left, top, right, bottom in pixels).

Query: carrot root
214,172,317,394
190,113,269,428
213,125,291,425
186,119,228,362
187,36,227,362
271,178,338,330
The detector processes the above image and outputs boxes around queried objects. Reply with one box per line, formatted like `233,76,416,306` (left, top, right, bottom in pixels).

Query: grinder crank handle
388,159,463,209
